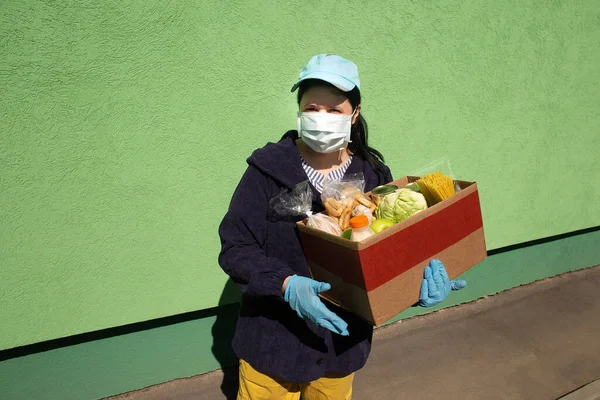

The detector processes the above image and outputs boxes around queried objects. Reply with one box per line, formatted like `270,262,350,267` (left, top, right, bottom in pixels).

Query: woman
218,54,466,399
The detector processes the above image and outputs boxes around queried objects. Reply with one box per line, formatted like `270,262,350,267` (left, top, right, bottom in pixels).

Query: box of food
297,176,487,326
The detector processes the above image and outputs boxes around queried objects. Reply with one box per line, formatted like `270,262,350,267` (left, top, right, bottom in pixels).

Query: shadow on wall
211,279,241,400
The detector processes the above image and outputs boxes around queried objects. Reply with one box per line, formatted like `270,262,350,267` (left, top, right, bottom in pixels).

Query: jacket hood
247,132,308,190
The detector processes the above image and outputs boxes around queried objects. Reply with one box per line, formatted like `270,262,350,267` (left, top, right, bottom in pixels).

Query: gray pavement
559,380,600,400
109,265,600,399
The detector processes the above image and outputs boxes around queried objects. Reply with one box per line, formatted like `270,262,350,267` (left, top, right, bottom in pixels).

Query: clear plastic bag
319,173,377,231
320,173,366,205
409,156,455,179
268,181,345,237
269,180,313,218
305,213,343,236
408,157,462,194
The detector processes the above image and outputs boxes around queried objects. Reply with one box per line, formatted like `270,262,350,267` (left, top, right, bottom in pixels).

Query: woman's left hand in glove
418,259,467,307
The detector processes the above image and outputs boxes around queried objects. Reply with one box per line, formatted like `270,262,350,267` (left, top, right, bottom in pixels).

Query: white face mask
297,111,355,154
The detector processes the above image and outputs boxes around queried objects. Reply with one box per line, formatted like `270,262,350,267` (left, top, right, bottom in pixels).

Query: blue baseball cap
291,54,360,93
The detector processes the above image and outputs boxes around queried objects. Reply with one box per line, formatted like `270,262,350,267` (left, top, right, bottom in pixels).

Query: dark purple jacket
218,132,393,383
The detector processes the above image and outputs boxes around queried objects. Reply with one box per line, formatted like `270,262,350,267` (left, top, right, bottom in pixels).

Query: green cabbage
375,188,428,223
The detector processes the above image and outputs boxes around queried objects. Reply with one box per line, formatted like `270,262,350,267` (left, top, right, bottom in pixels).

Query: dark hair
287,79,387,179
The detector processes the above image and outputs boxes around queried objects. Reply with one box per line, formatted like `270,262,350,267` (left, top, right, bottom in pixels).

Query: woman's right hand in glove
283,275,349,336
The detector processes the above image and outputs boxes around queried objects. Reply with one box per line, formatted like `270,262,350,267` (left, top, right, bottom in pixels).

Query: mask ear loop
347,108,357,144
339,108,357,159
297,112,303,139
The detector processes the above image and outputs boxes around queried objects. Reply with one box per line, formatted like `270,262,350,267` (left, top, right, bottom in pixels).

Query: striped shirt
301,156,354,193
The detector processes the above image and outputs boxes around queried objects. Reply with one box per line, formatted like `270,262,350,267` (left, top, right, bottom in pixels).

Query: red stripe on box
360,190,483,291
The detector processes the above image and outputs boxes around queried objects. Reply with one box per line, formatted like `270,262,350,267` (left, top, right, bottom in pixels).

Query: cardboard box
297,176,487,326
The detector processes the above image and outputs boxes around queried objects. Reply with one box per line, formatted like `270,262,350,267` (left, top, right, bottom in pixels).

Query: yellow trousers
238,359,354,400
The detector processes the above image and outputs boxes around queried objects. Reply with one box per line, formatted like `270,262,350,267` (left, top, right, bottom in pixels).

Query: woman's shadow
211,279,241,399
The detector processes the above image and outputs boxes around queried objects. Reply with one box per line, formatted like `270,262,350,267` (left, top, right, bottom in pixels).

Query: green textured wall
1,0,599,350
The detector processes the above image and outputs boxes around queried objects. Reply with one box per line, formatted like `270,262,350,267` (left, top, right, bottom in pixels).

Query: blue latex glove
418,259,467,307
284,275,350,336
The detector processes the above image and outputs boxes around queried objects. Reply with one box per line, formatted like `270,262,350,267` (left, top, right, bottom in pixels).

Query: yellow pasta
417,171,455,206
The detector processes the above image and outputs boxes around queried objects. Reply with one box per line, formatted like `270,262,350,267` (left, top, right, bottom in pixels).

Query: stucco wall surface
1,0,599,349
